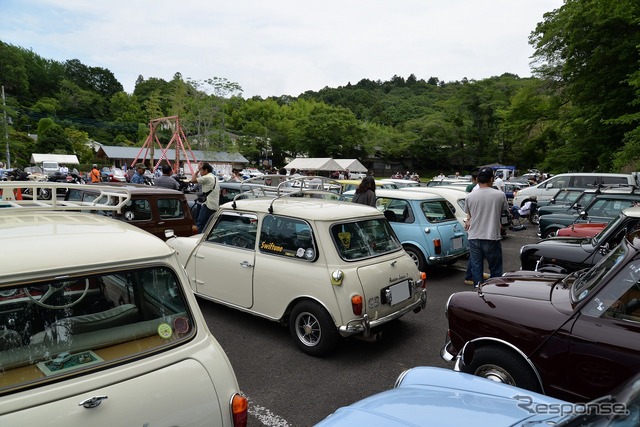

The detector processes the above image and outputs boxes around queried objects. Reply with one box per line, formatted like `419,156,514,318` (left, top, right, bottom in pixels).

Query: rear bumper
428,250,468,265
338,288,427,337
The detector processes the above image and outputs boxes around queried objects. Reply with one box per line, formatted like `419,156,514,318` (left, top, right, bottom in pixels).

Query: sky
2,0,565,99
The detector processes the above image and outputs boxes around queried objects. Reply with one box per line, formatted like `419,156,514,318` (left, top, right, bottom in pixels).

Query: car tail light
231,393,248,427
351,295,363,315
420,272,427,288
434,239,442,254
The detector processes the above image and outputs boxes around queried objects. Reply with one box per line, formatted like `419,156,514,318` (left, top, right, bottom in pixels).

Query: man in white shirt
493,173,505,192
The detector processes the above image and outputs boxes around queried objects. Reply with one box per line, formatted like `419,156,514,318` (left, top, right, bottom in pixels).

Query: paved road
198,224,542,426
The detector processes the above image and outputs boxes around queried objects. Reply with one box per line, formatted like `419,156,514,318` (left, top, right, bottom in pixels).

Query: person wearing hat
90,164,101,183
131,163,146,184
464,167,509,288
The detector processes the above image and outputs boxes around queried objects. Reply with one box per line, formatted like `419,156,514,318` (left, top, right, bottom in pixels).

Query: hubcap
474,364,516,386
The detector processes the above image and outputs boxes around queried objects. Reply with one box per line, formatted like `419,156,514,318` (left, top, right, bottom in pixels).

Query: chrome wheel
474,364,517,386
294,311,321,347
289,300,339,356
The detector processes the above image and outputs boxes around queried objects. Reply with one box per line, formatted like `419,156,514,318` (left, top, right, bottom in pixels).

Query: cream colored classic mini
0,182,247,427
166,193,427,356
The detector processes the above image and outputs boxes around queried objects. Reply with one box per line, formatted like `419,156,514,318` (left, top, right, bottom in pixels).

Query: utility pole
2,86,10,168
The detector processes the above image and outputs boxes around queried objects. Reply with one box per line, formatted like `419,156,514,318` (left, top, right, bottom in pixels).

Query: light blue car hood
315,367,566,427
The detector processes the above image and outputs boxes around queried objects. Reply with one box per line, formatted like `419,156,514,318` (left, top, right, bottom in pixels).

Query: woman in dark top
352,176,377,207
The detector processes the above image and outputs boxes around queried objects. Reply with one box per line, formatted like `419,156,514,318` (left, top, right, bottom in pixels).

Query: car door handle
240,261,253,268
79,395,108,409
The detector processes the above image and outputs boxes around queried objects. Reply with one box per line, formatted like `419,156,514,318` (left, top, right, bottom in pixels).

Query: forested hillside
1,0,639,176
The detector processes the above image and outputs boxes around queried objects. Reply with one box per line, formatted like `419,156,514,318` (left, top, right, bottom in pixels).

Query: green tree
530,0,640,171
0,41,29,95
35,119,70,153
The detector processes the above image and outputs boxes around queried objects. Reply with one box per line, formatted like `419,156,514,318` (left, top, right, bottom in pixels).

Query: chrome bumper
338,288,427,338
428,250,469,264
441,340,463,371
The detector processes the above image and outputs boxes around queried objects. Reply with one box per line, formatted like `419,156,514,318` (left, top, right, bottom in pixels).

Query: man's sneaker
464,279,474,285
483,273,490,279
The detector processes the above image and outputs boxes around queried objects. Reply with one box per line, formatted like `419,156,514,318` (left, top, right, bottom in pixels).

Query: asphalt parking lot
198,223,542,426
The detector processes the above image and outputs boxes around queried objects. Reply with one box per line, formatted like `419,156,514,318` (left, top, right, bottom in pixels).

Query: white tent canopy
284,158,343,171
335,159,367,172
30,153,80,164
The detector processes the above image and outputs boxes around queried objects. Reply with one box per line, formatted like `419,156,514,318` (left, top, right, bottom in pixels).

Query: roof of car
401,187,467,197
86,182,184,195
222,197,382,220
375,188,445,201
0,210,173,283
620,207,640,218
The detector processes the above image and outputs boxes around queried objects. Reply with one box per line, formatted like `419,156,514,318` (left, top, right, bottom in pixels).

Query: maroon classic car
441,230,640,403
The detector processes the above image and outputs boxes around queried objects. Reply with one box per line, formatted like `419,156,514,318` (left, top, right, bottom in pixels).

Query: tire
530,212,539,225
461,345,541,393
39,188,52,200
543,228,559,239
289,300,339,357
521,253,539,271
403,245,426,271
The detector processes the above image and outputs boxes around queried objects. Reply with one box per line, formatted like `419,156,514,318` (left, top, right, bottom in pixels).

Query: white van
40,161,59,175
513,172,639,207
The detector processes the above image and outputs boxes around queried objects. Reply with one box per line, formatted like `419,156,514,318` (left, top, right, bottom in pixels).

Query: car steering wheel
24,279,90,309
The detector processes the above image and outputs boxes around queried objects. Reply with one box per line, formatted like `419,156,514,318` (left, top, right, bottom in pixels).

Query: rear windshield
330,219,402,261
420,200,457,223
0,266,194,395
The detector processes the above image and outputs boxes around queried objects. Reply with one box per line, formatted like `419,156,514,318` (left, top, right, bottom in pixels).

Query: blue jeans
469,239,503,286
196,204,216,234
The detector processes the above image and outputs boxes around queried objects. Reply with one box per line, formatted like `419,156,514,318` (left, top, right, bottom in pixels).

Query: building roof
96,146,249,164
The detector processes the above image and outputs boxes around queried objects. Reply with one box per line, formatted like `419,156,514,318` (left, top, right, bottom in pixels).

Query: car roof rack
267,176,342,213
0,182,131,212
228,176,343,212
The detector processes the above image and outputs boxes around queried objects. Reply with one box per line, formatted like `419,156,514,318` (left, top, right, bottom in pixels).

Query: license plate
389,280,410,306
452,237,463,249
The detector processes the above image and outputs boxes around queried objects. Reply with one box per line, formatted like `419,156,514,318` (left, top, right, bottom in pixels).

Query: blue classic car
373,189,468,270
315,366,640,426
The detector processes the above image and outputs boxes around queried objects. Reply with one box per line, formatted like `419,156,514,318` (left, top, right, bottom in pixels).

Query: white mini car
0,182,247,427
167,193,427,356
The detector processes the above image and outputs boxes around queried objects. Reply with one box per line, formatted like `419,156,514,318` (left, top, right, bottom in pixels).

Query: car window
572,175,599,187
582,259,640,322
205,212,258,250
376,198,414,223
157,198,184,219
259,215,316,260
572,243,630,303
420,200,456,223
0,267,193,395
545,176,565,188
330,219,402,261
573,193,596,209
602,176,631,185
122,199,152,221
588,198,636,216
